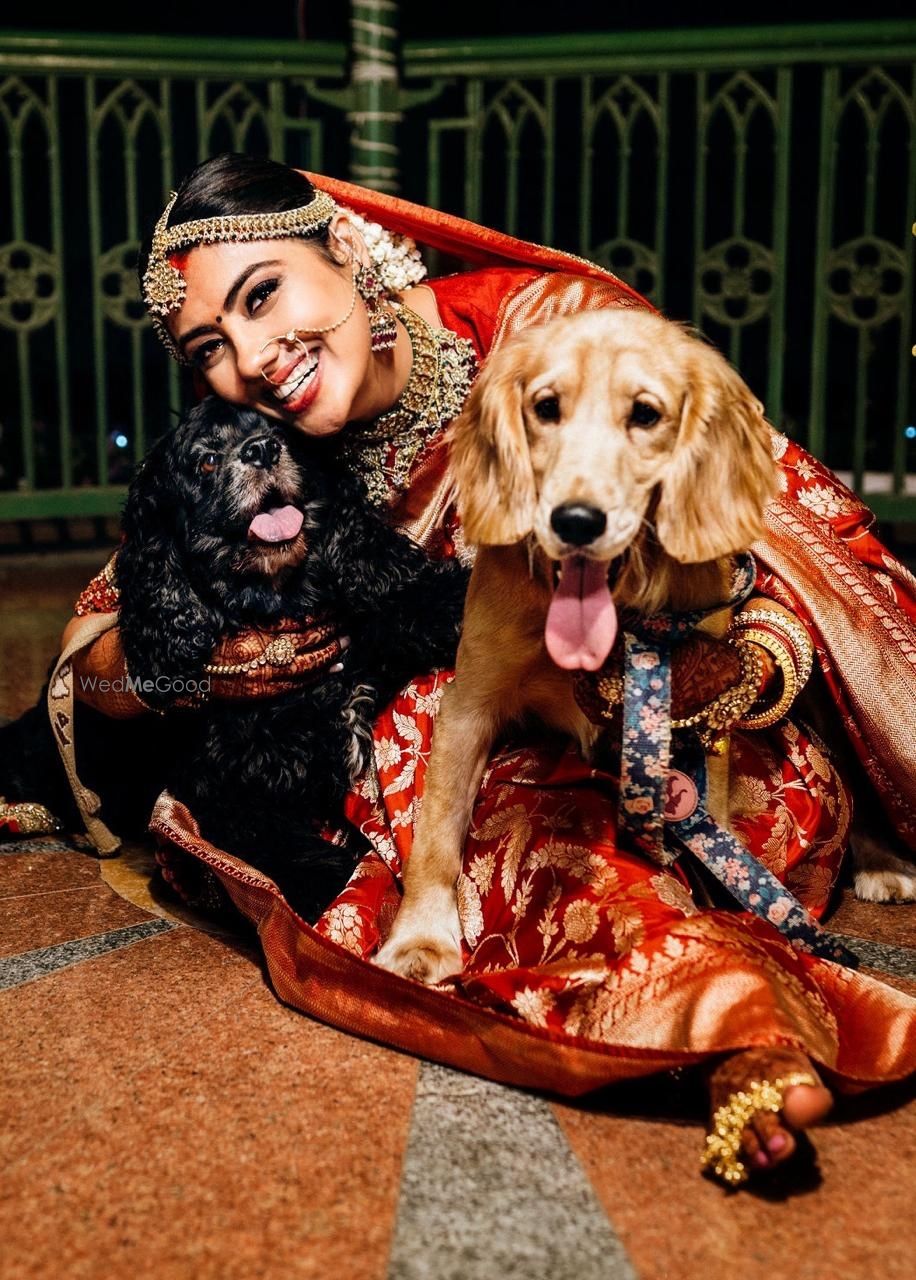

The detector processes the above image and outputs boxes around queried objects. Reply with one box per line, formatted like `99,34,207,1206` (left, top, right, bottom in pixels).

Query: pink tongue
545,555,618,671
248,505,304,544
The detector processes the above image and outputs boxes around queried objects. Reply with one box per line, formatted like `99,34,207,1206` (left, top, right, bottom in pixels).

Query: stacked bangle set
728,608,815,730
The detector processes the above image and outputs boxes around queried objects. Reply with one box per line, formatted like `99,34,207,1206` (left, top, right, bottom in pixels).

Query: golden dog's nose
550,503,607,547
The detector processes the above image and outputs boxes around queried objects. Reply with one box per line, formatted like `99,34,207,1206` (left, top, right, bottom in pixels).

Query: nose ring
259,330,307,385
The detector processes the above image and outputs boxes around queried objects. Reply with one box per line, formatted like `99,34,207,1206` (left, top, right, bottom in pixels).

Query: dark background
2,2,913,40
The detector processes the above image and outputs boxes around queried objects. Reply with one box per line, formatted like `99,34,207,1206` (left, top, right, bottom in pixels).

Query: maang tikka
355,263,398,352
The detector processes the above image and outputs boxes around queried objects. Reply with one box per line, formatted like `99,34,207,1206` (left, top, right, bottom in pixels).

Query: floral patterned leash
617,554,859,969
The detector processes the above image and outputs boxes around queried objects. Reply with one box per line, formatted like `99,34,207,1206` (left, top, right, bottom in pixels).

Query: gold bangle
735,628,800,729
701,1072,817,1185
730,608,814,687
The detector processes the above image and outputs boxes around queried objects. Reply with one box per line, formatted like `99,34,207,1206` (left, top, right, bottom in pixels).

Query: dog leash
47,610,122,856
612,554,859,969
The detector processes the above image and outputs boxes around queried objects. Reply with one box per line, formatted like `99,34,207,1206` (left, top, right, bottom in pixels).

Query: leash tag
664,770,698,821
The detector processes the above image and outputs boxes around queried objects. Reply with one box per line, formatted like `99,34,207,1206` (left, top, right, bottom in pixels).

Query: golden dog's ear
655,340,778,563
448,339,537,545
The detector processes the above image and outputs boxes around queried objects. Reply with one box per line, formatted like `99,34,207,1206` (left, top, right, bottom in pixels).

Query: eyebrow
177,259,282,353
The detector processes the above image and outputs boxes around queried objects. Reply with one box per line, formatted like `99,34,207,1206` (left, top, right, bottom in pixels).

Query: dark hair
138,153,340,287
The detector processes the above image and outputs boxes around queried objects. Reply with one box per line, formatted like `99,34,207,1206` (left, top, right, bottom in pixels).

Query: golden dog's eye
630,401,661,428
533,395,561,424
199,452,219,475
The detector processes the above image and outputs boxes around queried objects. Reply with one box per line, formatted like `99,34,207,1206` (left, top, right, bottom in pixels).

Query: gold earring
355,263,398,352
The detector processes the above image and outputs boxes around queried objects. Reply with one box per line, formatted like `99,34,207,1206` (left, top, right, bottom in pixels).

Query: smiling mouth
272,350,320,404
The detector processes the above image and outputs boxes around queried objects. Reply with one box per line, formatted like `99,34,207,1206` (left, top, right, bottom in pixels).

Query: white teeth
275,352,319,402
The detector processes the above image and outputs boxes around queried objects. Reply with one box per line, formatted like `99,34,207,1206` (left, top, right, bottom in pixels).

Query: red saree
133,179,915,1093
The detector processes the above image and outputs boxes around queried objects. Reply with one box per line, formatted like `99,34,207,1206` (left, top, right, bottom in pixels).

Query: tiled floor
2,550,915,1280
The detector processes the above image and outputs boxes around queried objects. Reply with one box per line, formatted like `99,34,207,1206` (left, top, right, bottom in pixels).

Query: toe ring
701,1072,818,1185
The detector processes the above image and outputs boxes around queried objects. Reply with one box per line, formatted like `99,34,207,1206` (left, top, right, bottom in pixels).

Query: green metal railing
1,18,914,521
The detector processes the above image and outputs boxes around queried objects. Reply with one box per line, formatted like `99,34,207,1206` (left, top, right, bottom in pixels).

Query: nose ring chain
259,263,358,385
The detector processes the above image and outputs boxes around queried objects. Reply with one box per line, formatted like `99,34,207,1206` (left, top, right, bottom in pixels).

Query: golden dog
374,309,785,982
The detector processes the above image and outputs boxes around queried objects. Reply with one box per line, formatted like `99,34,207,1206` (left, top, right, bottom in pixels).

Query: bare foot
707,1046,833,1179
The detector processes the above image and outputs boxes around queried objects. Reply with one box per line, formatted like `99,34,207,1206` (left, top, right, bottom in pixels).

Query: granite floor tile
828,891,916,950
0,882,155,958
840,936,916,979
387,1062,635,1280
2,925,416,1280
0,849,102,899
554,1077,916,1280
1,918,177,991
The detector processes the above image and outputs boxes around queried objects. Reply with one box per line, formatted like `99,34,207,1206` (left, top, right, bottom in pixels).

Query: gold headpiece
142,187,339,362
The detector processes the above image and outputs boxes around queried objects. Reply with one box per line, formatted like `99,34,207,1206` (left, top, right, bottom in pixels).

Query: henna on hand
205,619,348,701
671,634,742,719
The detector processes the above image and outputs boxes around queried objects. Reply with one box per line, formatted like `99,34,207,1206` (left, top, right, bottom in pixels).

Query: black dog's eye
199,452,220,475
630,401,661,428
533,395,561,424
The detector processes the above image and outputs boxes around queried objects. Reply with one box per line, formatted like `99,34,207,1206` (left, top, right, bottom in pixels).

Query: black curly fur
2,399,467,922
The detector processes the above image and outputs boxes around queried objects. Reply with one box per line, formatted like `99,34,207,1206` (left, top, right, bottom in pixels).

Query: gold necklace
340,304,477,506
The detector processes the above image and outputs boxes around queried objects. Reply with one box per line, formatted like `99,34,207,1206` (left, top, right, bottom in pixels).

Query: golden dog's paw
854,865,916,903
374,935,464,984
374,896,464,983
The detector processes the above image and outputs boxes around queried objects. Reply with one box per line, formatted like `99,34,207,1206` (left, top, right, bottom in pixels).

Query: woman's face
167,224,381,436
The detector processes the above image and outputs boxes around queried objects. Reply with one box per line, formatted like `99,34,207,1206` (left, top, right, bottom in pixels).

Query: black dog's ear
115,434,223,703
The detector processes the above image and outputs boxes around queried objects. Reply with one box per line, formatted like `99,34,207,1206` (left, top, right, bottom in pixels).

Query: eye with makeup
246,276,281,315
188,338,224,370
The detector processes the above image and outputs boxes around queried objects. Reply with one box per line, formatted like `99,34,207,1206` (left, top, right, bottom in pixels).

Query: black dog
1,399,467,921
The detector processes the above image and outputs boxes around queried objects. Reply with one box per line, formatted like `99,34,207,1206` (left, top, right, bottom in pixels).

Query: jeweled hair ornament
141,187,339,362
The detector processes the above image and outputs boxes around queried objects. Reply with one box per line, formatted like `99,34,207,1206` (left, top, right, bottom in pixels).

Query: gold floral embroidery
382,709,424,798
375,736,402,771
563,899,599,944
391,797,420,830
770,430,789,460
525,841,619,895
786,863,836,904
457,874,485,946
537,884,563,956
413,683,447,717
606,903,645,954
471,804,532,900
730,773,771,818
511,986,556,1028
322,902,365,952
761,806,792,875
796,483,863,520
468,852,496,895
650,873,698,917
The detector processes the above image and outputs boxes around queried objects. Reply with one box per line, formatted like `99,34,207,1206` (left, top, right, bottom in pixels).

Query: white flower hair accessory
343,208,428,293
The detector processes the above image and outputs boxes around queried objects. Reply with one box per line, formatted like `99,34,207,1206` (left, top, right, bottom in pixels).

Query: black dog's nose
240,436,281,469
550,503,607,547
